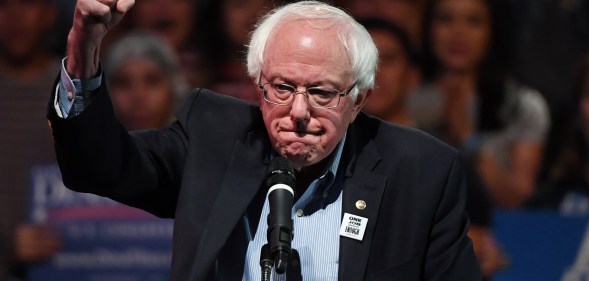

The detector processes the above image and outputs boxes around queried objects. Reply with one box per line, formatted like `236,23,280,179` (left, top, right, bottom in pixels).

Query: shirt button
67,91,74,100
296,209,304,217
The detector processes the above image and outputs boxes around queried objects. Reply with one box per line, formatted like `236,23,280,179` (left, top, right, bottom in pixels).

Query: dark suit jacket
48,82,482,280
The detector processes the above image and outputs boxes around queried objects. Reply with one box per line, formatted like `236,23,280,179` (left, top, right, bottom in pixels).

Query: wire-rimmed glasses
257,78,357,109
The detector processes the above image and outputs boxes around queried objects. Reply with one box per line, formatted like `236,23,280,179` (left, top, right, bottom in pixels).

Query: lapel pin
355,200,366,210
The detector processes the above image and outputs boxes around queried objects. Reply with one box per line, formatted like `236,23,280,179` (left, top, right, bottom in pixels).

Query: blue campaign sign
493,210,589,281
28,163,173,281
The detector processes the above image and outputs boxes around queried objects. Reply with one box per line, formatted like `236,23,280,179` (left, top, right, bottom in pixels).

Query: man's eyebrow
267,74,342,88
269,75,295,85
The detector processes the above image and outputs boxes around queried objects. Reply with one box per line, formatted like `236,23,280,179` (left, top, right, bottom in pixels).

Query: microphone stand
260,244,273,281
259,245,303,281
286,249,302,281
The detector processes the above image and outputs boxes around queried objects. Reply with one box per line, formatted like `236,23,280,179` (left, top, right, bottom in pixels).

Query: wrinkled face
0,0,55,61
258,20,366,170
363,29,414,118
132,0,194,50
431,0,491,72
109,59,174,130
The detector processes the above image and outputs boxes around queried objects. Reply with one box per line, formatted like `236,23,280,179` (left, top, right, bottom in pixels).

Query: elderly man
48,0,482,280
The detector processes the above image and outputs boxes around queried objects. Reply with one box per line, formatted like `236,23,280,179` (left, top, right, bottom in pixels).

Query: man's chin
281,149,320,170
283,153,313,170
275,142,323,169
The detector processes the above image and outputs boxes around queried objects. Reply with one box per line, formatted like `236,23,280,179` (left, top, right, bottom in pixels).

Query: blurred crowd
0,0,588,280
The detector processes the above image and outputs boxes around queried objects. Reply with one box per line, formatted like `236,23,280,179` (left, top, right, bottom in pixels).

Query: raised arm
49,0,189,218
66,0,134,78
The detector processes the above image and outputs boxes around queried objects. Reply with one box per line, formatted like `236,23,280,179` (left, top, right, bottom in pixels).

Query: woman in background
105,31,188,130
413,0,550,208
413,0,548,278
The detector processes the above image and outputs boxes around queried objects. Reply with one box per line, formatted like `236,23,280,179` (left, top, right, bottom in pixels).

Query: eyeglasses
257,77,357,109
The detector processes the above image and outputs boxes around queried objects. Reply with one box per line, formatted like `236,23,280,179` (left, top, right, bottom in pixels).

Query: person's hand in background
15,224,62,262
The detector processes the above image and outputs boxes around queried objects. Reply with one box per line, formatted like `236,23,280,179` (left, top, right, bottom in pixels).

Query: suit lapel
192,129,269,279
338,134,387,280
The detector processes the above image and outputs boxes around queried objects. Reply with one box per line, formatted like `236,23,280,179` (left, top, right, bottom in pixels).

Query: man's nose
289,93,310,122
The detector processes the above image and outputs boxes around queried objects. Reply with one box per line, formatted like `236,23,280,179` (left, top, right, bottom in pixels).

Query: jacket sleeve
47,75,191,218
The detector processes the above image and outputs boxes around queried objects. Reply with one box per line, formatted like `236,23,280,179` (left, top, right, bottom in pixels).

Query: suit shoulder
351,115,464,200
355,114,458,162
179,88,259,116
175,88,263,132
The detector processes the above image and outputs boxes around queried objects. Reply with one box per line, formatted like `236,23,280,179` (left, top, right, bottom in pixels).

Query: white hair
246,1,378,100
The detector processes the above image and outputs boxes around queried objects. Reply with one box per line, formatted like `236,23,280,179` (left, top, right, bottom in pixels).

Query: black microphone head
265,156,296,189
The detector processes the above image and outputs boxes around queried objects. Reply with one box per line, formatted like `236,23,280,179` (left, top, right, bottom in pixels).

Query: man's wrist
66,29,102,79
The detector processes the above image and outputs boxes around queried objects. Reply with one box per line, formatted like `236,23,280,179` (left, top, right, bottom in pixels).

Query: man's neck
295,155,332,196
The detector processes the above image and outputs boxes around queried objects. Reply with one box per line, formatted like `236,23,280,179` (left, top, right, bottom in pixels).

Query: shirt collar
322,132,347,185
291,133,347,214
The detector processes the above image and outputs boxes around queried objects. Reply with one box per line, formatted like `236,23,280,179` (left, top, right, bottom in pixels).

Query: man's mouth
290,129,322,136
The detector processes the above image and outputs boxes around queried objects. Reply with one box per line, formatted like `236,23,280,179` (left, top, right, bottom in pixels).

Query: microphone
265,156,296,274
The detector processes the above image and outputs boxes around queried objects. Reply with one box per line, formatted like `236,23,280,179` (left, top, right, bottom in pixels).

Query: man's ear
350,89,372,122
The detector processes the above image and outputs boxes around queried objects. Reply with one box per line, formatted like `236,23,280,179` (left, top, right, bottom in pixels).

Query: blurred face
0,0,55,61
259,20,366,170
132,0,194,50
431,0,491,72
223,0,272,47
109,59,174,130
363,29,415,118
347,0,420,41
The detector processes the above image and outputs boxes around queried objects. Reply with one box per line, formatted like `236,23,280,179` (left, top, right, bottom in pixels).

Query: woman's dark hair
421,0,515,131
358,17,420,66
194,0,291,68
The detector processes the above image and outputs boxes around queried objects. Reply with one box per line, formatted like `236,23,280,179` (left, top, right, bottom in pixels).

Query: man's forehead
265,20,345,57
272,18,342,34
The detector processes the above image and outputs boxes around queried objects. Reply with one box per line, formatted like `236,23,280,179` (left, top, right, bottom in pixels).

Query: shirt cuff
54,57,103,118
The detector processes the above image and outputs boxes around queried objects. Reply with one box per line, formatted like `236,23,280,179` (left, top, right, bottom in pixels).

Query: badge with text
339,213,368,241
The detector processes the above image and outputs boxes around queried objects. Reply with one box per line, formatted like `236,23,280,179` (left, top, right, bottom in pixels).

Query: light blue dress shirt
242,138,346,281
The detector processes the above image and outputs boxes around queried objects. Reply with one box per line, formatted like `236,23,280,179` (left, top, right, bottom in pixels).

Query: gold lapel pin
355,200,366,210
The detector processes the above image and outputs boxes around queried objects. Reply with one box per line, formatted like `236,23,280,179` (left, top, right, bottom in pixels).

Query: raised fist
67,0,135,78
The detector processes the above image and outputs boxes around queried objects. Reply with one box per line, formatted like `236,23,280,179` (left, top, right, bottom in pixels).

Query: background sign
28,164,173,281
493,210,589,281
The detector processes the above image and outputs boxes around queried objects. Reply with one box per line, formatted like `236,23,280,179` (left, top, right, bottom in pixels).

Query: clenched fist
66,0,135,78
